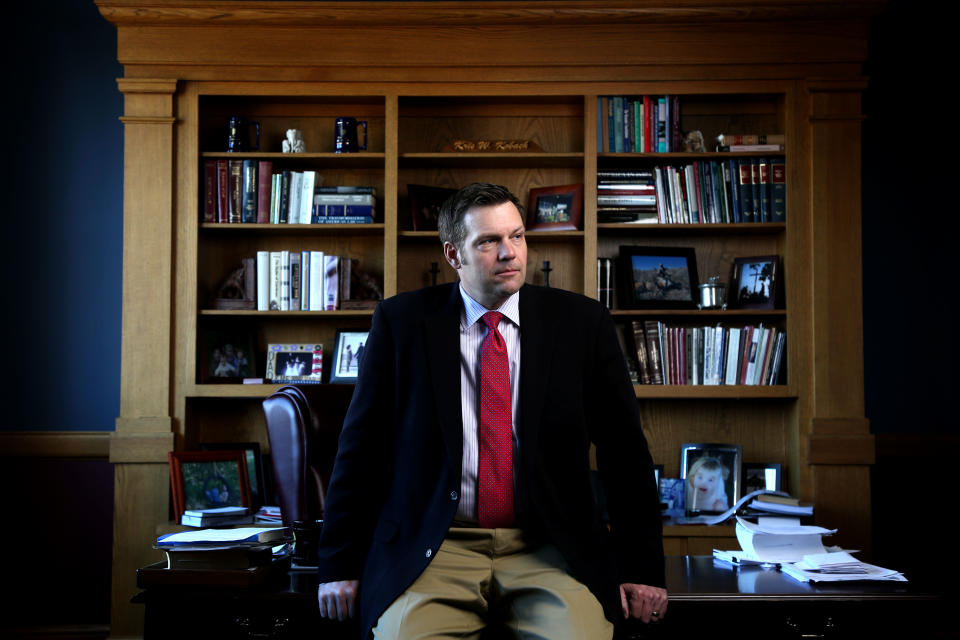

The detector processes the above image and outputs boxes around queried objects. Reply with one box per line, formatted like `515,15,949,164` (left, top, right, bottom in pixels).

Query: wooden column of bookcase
97,3,882,636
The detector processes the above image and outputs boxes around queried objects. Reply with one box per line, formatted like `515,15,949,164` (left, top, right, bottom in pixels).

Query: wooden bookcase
98,2,880,635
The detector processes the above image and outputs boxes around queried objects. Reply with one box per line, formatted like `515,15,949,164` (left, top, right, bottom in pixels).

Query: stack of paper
782,551,906,583
713,516,836,565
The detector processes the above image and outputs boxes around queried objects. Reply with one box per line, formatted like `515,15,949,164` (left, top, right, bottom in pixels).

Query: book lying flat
157,526,288,547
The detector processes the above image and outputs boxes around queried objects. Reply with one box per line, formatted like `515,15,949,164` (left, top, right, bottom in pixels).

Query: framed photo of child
680,443,742,515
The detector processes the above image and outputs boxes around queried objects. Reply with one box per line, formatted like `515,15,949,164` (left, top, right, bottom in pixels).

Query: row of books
202,159,376,224
597,157,785,225
226,252,367,311
625,320,786,386
597,95,681,153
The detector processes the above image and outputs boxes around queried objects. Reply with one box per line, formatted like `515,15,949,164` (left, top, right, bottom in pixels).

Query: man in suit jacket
316,183,666,639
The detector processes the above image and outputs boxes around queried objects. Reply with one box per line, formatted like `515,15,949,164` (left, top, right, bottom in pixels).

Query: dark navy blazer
316,283,664,638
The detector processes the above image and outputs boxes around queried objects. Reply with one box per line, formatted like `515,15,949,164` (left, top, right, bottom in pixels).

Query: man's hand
317,579,360,621
619,583,668,624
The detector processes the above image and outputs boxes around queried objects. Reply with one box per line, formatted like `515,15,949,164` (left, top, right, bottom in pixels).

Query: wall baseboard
0,431,111,458
0,624,110,639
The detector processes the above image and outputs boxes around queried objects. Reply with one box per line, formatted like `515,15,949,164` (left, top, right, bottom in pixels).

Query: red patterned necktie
478,311,514,528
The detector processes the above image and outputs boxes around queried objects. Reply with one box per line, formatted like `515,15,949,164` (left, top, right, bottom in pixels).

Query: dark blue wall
4,0,122,431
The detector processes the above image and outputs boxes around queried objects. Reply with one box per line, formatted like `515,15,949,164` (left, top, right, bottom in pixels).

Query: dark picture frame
265,343,323,384
731,255,780,310
680,442,742,515
408,184,458,231
617,245,699,309
198,328,256,383
526,184,583,231
743,462,783,495
200,442,267,510
168,450,251,522
330,329,370,384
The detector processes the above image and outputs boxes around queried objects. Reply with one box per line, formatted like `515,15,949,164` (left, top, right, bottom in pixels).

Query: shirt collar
459,283,521,330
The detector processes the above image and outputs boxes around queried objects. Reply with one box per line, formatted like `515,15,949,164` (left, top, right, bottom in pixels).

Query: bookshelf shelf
633,385,794,400
200,223,385,234
598,223,785,234
198,309,376,317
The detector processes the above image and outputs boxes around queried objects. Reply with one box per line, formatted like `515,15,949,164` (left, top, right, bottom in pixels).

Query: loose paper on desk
733,516,836,564
675,488,792,525
782,551,907,583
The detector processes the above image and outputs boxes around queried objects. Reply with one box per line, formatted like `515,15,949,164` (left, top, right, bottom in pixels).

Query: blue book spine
728,159,742,223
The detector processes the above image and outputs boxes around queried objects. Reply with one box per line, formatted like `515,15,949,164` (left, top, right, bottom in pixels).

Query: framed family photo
198,329,256,383
168,450,251,522
200,442,267,510
526,184,583,231
266,343,324,384
731,255,780,310
330,329,370,383
617,245,699,309
680,443,742,515
408,184,457,231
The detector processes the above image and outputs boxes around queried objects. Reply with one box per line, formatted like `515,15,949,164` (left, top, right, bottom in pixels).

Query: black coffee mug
334,117,367,153
227,116,261,152
292,519,323,565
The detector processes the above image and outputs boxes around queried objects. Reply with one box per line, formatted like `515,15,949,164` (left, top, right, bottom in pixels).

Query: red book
203,160,217,223
216,159,229,223
257,161,273,224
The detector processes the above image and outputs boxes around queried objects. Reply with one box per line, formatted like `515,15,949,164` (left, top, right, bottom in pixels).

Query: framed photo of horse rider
616,245,700,309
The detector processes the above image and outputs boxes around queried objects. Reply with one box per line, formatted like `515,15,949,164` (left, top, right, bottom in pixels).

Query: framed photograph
408,184,457,231
526,184,583,231
617,245,699,309
198,328,256,383
680,443,742,515
731,255,780,309
658,477,685,519
743,462,783,495
330,329,370,383
200,442,267,510
168,450,251,522
266,343,323,384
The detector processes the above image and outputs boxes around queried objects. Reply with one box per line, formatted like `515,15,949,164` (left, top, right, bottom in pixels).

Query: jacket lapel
424,284,465,474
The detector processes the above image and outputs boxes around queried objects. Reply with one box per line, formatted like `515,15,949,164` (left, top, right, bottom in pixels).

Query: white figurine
282,129,306,153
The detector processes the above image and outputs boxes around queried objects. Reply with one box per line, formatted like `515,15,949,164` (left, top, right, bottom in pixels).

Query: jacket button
450,491,458,501
425,549,432,558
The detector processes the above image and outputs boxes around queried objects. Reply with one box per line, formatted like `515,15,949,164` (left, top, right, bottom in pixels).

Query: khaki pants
372,527,613,640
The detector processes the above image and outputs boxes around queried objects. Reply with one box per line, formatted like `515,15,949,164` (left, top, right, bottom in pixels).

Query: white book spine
300,170,316,224
279,250,290,310
270,174,279,224
754,327,771,386
725,327,741,385
256,251,270,311
287,172,302,224
268,251,282,310
309,251,325,310
745,324,762,385
324,255,339,310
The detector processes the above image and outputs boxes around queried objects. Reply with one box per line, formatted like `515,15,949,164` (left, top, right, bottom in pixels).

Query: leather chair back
262,384,354,527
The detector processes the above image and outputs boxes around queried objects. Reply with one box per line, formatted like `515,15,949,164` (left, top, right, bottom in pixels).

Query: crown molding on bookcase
96,0,886,27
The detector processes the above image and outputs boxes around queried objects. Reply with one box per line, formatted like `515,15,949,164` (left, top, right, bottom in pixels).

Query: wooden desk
135,556,944,639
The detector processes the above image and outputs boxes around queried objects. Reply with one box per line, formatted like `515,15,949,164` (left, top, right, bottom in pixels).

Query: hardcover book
203,160,217,222
241,159,258,223
256,161,273,224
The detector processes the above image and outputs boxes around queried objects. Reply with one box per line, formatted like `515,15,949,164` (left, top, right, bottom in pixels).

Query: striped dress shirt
455,284,521,523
